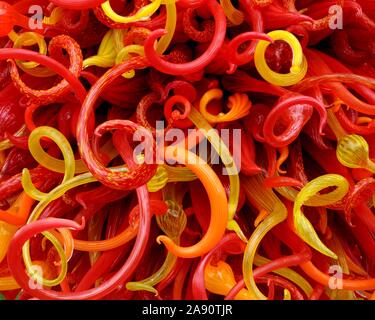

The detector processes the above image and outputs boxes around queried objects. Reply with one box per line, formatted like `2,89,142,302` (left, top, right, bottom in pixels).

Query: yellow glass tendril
147,166,169,192
116,45,145,78
101,0,163,24
22,126,76,201
293,174,350,259
188,107,245,241
24,231,68,287
147,165,197,192
83,29,120,69
242,174,288,300
254,30,308,86
156,0,177,54
12,32,55,77
43,7,64,25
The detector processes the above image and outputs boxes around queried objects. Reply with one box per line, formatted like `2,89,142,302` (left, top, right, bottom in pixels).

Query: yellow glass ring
12,32,54,77
101,0,162,24
254,30,308,87
24,230,68,287
22,126,76,201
